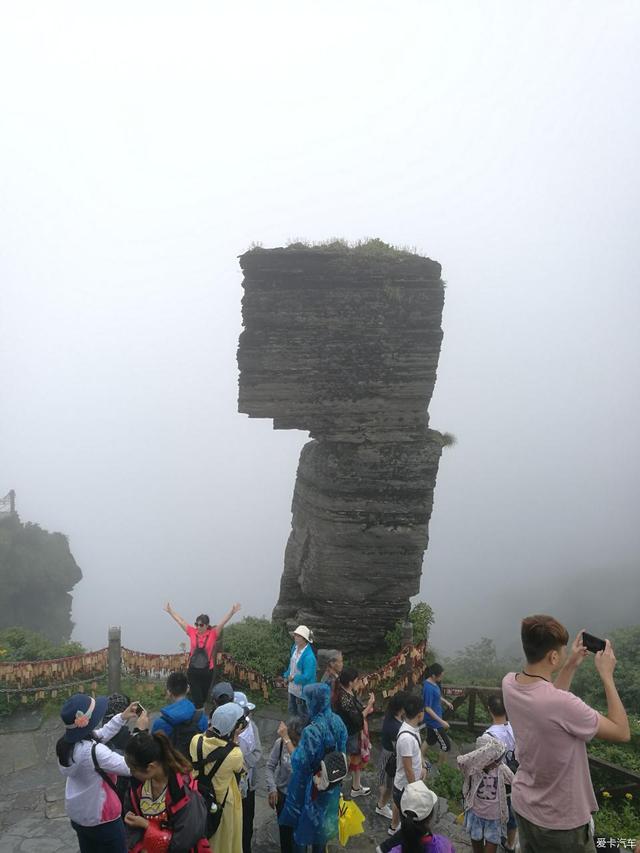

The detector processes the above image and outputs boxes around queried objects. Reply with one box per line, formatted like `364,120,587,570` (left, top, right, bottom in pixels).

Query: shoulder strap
195,736,234,783
160,711,172,724
396,730,421,749
129,779,141,814
206,742,234,782
190,708,202,725
91,741,122,801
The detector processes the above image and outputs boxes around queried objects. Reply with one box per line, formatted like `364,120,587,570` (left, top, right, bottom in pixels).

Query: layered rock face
237,244,446,653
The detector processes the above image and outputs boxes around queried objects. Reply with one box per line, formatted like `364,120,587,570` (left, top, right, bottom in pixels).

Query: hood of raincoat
303,682,331,718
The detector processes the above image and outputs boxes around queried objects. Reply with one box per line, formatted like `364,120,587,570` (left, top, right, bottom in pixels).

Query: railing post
108,626,122,694
211,629,223,688
401,621,414,648
467,688,477,729
400,621,415,688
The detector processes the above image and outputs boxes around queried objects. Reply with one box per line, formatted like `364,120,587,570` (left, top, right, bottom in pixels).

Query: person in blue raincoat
279,682,348,851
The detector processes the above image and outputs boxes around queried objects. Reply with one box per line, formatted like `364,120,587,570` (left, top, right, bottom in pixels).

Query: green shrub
385,603,435,656
430,763,463,807
442,637,518,687
593,794,639,840
221,617,289,677
0,626,85,661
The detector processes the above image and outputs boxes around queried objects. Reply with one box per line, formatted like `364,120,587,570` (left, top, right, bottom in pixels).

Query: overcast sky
1,1,639,656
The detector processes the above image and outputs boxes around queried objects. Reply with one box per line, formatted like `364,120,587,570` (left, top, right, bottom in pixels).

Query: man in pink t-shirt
503,614,630,853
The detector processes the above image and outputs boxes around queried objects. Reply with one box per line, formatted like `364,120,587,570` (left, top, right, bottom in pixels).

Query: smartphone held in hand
582,631,606,654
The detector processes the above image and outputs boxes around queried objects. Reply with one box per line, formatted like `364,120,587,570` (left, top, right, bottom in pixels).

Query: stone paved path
0,708,472,852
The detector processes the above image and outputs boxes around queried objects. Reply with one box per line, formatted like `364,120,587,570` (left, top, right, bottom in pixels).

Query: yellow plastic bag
338,795,366,846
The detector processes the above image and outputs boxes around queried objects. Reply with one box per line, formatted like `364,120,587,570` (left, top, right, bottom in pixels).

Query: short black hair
195,614,210,626
427,663,444,678
404,694,424,719
166,671,189,696
339,667,359,687
385,691,407,719
487,695,506,717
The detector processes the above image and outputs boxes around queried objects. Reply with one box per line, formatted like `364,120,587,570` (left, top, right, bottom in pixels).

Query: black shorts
426,727,452,752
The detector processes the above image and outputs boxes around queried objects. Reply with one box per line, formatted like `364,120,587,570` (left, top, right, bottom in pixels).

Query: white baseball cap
292,625,313,643
400,781,438,821
209,702,245,737
233,691,256,712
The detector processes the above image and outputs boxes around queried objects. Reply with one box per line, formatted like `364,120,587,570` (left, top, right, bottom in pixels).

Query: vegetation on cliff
0,626,84,661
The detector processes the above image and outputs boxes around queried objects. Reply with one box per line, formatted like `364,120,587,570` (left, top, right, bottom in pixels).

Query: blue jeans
71,818,127,853
288,692,307,716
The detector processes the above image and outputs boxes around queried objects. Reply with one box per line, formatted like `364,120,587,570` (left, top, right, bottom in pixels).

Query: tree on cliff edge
0,513,82,643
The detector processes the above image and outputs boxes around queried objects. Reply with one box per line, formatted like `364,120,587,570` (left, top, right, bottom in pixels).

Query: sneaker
375,803,393,819
350,785,371,797
388,825,400,836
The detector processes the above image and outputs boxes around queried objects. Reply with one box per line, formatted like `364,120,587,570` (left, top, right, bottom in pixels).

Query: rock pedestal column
237,243,446,654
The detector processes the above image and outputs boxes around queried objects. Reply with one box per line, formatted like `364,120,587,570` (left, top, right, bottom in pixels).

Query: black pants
242,788,256,853
377,795,404,853
378,828,403,853
276,791,296,853
71,818,127,853
187,666,213,708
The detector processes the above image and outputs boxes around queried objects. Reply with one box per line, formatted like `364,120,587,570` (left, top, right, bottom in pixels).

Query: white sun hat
292,625,313,643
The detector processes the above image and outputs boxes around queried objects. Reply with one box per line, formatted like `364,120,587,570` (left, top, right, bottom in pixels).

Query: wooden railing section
442,684,640,799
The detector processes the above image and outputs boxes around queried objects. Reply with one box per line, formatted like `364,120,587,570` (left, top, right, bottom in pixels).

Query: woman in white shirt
56,692,149,852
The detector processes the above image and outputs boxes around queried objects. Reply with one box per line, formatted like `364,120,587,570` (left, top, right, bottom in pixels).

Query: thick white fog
1,1,639,655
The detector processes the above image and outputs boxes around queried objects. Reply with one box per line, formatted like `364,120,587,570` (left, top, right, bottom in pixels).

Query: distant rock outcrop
237,242,446,653
0,510,82,643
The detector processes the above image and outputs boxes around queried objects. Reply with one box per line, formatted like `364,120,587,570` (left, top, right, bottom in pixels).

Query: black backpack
190,636,210,669
192,734,235,837
504,748,519,774
162,709,202,758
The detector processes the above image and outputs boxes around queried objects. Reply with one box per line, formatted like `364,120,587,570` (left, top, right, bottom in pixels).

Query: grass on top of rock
248,237,422,259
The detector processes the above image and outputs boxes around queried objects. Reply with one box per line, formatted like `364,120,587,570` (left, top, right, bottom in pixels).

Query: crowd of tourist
55,606,635,853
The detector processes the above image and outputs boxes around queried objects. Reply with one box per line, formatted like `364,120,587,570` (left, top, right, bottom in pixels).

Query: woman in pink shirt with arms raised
164,601,241,709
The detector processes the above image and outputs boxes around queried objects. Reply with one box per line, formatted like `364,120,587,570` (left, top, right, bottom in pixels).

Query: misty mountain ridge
429,563,640,660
